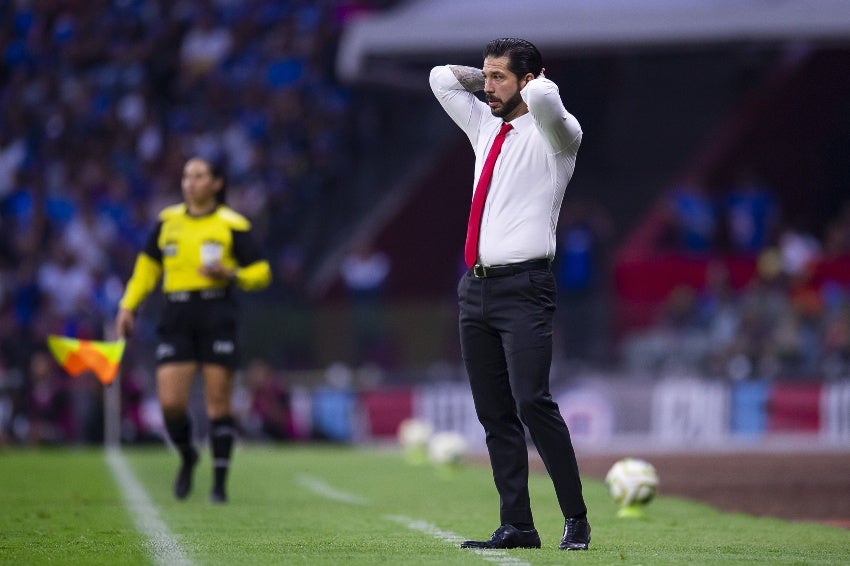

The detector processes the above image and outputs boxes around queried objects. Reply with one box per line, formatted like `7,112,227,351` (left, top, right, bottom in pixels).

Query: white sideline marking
384,514,464,545
297,476,530,565
385,515,530,566
295,474,371,505
106,448,192,565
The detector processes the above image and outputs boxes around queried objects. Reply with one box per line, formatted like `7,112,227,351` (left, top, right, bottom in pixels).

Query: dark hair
483,38,543,79
204,158,228,204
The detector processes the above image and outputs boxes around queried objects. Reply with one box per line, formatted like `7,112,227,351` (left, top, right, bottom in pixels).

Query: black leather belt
472,259,551,279
166,288,229,302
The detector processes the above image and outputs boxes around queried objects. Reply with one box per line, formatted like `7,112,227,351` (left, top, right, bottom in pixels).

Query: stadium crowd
0,0,397,444
623,192,850,382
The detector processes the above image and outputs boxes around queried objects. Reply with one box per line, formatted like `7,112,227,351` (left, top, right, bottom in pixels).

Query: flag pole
103,322,121,449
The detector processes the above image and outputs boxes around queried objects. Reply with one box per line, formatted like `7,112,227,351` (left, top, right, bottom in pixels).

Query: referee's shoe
174,448,198,500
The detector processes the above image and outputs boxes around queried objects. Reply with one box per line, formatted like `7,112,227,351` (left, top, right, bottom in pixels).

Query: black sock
210,416,236,492
164,414,194,460
511,523,535,531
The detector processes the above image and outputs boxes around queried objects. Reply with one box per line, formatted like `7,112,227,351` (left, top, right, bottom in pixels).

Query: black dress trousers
458,266,587,525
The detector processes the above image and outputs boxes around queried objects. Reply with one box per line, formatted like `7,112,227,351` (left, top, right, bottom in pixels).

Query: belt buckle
473,264,487,278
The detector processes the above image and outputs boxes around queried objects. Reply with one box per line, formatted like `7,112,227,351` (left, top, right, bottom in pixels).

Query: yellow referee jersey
119,204,271,311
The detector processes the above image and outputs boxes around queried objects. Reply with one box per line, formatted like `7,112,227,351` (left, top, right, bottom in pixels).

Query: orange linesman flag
47,335,126,385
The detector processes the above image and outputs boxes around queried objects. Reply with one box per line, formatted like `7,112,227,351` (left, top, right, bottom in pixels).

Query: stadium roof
337,0,850,83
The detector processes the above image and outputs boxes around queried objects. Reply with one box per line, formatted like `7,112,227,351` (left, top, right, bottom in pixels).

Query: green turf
1,445,848,565
0,448,148,565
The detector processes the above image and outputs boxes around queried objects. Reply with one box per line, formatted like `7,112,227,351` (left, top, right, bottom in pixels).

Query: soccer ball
605,458,659,515
427,431,467,468
397,418,433,465
398,418,433,448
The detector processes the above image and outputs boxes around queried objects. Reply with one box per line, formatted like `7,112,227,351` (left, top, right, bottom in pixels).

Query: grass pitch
0,444,847,565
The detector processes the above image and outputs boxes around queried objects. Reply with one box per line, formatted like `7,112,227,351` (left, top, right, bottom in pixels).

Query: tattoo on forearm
449,65,485,92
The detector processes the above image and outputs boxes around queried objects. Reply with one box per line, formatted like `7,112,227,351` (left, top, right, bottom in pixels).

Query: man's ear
521,72,534,88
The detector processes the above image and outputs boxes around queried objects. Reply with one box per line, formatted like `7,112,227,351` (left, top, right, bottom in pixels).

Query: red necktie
464,122,513,268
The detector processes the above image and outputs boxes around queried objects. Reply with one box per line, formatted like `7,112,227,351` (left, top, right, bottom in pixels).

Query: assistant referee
116,157,271,503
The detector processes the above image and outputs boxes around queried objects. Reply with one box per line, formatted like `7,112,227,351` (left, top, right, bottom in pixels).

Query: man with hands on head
429,38,591,551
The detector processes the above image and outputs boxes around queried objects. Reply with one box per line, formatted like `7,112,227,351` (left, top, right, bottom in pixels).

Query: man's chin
491,101,519,118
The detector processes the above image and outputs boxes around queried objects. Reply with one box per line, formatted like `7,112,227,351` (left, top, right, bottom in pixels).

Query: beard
488,89,523,118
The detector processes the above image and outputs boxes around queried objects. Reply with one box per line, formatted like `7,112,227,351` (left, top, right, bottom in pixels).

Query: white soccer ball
427,431,467,467
605,457,659,507
397,418,433,449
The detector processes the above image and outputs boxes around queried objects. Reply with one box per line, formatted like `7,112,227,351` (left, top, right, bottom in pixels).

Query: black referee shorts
155,290,239,370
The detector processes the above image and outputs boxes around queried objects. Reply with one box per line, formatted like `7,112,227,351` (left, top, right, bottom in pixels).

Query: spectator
25,349,71,444
36,240,93,321
243,358,294,441
724,168,779,254
339,240,392,367
554,198,613,362
62,199,118,273
778,226,821,277
179,7,233,79
665,174,719,253
697,262,742,375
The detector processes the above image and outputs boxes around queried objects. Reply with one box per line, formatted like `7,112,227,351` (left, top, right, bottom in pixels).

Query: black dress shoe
173,448,198,500
559,517,591,550
461,524,541,549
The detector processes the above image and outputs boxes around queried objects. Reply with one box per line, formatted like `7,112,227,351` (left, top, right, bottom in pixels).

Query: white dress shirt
429,65,582,266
